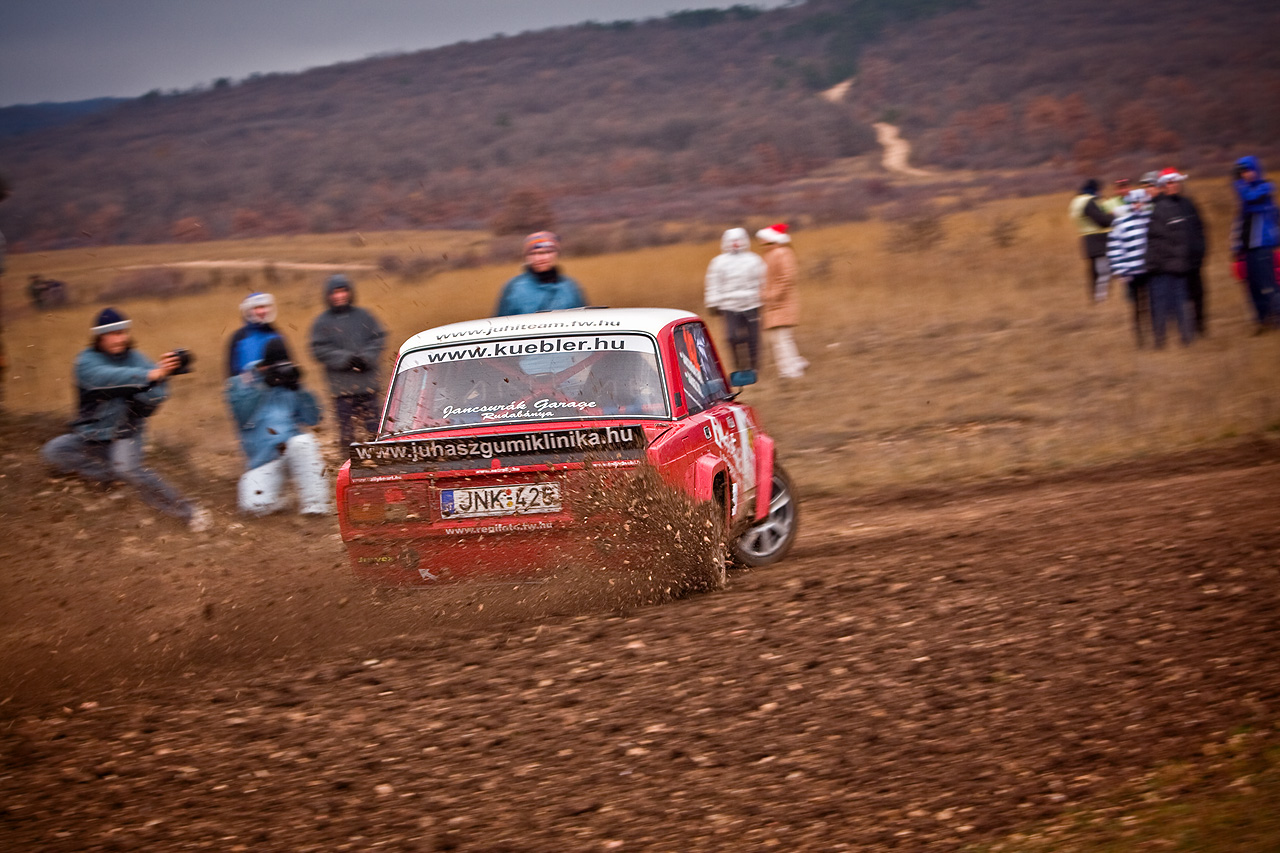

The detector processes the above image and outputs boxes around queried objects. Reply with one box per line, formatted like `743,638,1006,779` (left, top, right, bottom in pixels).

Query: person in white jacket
704,227,766,373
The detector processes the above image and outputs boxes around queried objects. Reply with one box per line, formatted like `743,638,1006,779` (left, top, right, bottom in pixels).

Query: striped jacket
1107,204,1152,277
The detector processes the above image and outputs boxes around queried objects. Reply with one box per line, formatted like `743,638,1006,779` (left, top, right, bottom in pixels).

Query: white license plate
440,483,561,519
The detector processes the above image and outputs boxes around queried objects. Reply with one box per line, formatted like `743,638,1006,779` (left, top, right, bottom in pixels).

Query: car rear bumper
343,516,648,585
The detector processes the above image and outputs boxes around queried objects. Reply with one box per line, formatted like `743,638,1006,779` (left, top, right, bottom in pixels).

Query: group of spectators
40,276,387,529
491,224,809,380
1071,155,1280,347
38,222,811,528
703,223,808,380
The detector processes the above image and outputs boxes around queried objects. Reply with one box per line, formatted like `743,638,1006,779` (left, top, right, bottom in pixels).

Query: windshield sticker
433,318,625,342
399,335,655,372
352,426,646,466
440,398,601,422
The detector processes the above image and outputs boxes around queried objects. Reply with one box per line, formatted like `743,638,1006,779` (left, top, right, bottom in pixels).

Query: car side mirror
729,370,757,388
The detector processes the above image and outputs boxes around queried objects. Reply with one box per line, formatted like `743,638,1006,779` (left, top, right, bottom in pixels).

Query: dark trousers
1149,273,1194,348
1127,274,1151,348
1243,247,1280,327
1185,266,1206,336
335,393,381,453
723,308,760,373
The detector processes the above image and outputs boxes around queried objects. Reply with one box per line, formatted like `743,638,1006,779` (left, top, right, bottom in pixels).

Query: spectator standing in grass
1068,179,1115,303
756,223,808,380
309,274,387,453
704,227,765,374
1157,169,1208,336
494,231,587,317
1108,188,1155,347
1144,172,1197,348
1231,155,1280,332
40,308,210,531
226,292,283,376
226,337,329,516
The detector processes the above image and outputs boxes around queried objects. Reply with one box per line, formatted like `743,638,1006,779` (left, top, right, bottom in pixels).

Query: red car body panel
335,308,778,585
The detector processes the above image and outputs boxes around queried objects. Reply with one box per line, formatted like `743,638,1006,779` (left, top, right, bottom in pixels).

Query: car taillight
347,483,423,525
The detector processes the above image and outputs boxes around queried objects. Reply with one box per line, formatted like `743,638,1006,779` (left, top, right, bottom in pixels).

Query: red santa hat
755,223,791,245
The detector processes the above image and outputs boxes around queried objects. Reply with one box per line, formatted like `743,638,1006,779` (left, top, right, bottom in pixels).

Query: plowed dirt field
2,412,1278,852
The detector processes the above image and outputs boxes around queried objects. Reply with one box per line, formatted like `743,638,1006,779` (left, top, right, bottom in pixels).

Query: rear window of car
382,333,669,434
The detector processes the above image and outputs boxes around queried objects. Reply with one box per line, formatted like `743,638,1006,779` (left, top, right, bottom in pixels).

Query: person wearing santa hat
756,223,808,380
40,307,211,531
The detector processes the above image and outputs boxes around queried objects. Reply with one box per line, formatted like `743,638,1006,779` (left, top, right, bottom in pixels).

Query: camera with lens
263,360,301,390
170,347,195,375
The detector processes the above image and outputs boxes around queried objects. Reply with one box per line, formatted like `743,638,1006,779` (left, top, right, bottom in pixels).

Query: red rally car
336,307,798,587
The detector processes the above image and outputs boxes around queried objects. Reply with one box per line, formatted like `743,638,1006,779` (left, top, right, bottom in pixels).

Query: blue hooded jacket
225,368,321,470
1233,155,1279,251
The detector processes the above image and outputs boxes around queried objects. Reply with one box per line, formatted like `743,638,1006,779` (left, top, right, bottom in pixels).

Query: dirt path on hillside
873,122,932,177
1,411,1278,852
118,260,377,271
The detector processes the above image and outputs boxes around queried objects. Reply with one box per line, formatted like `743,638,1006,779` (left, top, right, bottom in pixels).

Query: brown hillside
0,0,1276,249
855,0,1280,173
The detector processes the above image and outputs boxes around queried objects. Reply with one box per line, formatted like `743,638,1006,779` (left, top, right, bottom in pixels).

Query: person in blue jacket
41,308,210,531
1232,155,1280,330
225,337,330,516
494,231,587,317
226,291,282,376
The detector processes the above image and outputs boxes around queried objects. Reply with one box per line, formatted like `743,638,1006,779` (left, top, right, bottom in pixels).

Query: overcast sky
0,0,794,107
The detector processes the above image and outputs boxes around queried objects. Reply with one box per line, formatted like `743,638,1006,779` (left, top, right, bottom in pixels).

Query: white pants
766,327,808,379
238,433,331,516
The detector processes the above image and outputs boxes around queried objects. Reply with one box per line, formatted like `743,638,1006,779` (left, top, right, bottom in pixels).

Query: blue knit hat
92,307,131,335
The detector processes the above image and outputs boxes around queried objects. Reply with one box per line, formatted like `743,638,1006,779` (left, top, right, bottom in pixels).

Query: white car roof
398,307,700,355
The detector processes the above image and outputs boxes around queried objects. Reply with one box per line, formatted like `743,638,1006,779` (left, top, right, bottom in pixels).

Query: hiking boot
189,506,213,533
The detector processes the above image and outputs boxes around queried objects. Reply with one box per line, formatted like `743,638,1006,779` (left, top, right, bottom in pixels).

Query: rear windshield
382,333,669,434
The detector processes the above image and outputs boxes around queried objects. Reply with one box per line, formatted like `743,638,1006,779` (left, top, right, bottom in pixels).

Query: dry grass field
4,184,1277,493
2,188,1279,852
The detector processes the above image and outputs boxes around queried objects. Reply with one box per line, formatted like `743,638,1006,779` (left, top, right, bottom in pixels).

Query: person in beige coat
756,223,808,379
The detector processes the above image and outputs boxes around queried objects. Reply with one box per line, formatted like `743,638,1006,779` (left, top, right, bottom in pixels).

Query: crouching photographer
225,338,330,516
40,308,211,531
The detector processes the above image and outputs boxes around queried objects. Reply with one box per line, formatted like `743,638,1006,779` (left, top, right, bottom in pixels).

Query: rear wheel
731,463,798,567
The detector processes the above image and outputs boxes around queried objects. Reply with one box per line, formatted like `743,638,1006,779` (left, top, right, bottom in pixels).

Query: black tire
731,462,799,568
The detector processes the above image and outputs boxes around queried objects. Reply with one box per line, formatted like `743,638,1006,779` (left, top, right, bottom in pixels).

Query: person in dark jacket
1232,155,1280,331
309,274,387,452
226,337,329,516
1144,173,1196,348
494,231,587,317
226,292,283,376
1157,169,1208,336
40,308,210,530
1068,179,1115,303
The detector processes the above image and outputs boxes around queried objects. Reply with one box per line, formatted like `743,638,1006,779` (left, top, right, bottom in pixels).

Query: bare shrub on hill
988,215,1021,248
99,269,212,304
489,188,557,237
882,195,946,253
